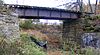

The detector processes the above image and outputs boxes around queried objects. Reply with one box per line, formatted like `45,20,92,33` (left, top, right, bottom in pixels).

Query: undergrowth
0,34,46,55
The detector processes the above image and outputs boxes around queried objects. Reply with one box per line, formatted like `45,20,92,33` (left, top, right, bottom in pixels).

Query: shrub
0,34,46,55
0,36,23,55
85,47,100,55
20,34,46,55
19,20,33,29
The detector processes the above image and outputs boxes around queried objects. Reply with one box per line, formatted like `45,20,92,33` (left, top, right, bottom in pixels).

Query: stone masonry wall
0,13,19,42
62,19,83,50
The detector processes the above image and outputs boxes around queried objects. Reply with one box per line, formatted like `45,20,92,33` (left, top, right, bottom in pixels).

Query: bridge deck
5,4,82,20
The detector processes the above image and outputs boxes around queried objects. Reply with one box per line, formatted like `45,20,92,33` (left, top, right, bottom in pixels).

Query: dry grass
47,50,63,55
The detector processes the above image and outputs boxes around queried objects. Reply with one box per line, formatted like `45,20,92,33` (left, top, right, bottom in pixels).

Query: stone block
0,14,19,42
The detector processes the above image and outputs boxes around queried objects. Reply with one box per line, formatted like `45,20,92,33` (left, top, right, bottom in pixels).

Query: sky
3,0,98,24
4,0,97,8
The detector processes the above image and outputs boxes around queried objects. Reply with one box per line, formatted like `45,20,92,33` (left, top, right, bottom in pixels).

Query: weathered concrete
0,13,20,42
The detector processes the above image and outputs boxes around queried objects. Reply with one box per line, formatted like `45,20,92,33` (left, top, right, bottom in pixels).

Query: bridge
5,4,82,20
2,4,83,49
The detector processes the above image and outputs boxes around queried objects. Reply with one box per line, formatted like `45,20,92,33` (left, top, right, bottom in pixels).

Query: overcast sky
4,0,97,8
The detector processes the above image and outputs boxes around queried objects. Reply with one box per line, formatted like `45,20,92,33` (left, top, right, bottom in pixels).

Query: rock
0,14,20,42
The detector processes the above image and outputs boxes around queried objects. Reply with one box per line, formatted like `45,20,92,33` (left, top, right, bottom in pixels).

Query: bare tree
94,0,98,14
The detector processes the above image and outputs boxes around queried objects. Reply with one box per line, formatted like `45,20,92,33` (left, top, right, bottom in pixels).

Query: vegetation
85,47,100,55
19,19,44,30
64,47,100,55
0,33,46,55
20,34,46,55
83,15,100,32
19,20,33,29
0,0,100,55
